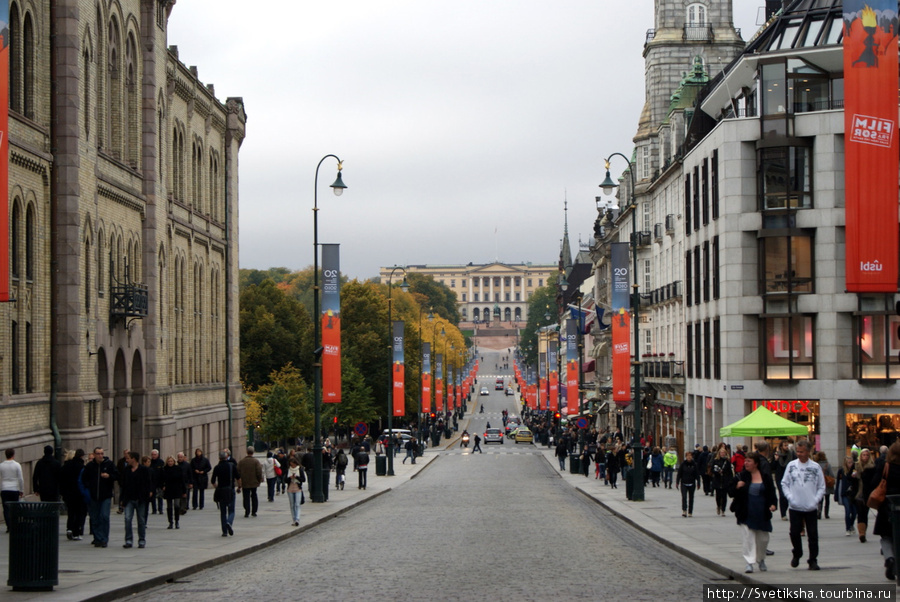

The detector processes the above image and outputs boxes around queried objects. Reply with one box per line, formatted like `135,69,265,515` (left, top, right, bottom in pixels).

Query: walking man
781,439,825,571
356,447,370,490
403,437,418,465
237,447,263,517
81,447,118,547
473,433,482,454
120,451,152,548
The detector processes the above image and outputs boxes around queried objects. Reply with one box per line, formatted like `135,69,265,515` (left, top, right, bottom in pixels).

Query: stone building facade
1,0,245,484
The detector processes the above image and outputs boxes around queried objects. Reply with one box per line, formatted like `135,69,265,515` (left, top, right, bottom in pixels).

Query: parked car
483,428,504,444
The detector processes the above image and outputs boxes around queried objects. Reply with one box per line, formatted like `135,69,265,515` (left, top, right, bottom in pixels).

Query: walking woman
161,456,186,529
676,451,699,517
872,440,900,580
729,451,778,574
835,455,858,536
286,457,305,526
815,451,833,520
854,448,877,543
711,445,735,516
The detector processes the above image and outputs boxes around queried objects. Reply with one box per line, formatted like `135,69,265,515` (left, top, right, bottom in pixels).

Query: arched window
25,205,34,280
83,38,92,138
10,320,19,394
107,17,121,158
125,34,138,167
84,235,91,313
504,307,511,321
473,307,480,321
9,4,19,112
23,12,33,119
11,201,20,279
687,3,707,26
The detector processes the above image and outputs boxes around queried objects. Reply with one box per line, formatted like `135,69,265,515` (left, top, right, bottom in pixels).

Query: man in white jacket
781,439,825,571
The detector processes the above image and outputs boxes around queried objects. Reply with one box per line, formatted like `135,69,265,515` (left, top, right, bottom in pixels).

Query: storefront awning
720,405,809,437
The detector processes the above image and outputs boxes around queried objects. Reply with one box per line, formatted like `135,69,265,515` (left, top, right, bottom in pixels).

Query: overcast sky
167,1,764,281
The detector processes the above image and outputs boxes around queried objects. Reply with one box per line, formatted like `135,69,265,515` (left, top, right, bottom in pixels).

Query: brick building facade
1,0,244,485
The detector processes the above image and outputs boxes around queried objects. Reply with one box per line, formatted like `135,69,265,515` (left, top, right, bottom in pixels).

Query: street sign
576,417,589,429
354,422,368,437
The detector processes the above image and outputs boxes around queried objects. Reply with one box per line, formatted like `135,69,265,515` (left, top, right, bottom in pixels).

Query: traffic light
553,411,561,424
333,416,338,425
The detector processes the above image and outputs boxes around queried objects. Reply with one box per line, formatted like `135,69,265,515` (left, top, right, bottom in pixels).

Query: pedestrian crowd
0,436,393,549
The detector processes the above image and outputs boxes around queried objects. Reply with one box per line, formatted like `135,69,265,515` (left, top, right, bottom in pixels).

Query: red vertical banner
435,353,443,413
0,7,8,303
321,245,341,403
611,243,631,405
843,1,899,292
392,321,405,416
422,342,431,413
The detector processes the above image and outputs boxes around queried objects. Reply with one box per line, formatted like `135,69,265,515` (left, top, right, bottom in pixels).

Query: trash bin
887,495,900,584
375,455,387,476
7,501,63,591
569,455,581,474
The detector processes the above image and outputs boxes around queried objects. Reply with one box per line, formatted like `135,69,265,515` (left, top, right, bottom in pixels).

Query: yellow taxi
514,428,533,444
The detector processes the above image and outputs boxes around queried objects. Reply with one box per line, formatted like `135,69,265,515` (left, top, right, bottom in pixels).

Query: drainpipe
48,0,62,458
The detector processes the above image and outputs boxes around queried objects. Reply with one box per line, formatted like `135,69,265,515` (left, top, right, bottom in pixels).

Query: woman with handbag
853,448,877,543
649,447,664,487
815,451,834,519
286,457,305,526
161,456,187,529
835,455,859,536
729,451,778,573
872,440,900,580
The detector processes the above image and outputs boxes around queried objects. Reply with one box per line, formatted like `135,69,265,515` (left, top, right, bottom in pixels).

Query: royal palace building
1,0,245,482
381,262,558,325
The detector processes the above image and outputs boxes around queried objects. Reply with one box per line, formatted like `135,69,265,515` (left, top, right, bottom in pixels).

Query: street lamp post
311,155,347,503
386,266,409,477
600,152,644,502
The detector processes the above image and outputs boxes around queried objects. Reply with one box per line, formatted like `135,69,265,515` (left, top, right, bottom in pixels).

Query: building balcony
641,358,686,383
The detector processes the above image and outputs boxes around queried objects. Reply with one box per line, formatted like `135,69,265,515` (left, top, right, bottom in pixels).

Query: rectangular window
762,62,787,115
759,146,812,210
693,246,701,303
505,292,510,301
762,314,815,380
712,150,720,220
450,279,455,288
702,241,710,302
684,175,692,236
703,319,711,379
462,293,467,302
712,236,720,299
528,279,533,287
702,158,710,225
760,233,814,294
713,318,722,379
494,293,500,302
694,322,702,378
685,249,693,306
692,166,700,231
11,320,18,394
515,292,520,301
474,293,479,302
25,321,32,393
461,279,466,288
686,323,694,378
538,279,543,287
854,296,900,379
644,259,651,293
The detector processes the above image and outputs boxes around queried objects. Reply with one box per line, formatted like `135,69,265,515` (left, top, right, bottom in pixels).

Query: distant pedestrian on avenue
555,439,567,471
781,439,825,571
81,447,118,547
161,456,186,529
649,447,664,487
175,452,194,516
237,447,264,517
33,445,62,502
473,434,482,454
676,451,699,517
403,437,417,465
262,451,278,503
0,448,25,531
334,449,348,490
356,448,370,490
711,446,735,516
606,446,620,489
834,455,858,537
663,447,677,488
190,448,212,510
120,451,152,548
148,450,165,515
211,451,238,536
729,451,777,574
286,457,305,526
61,449,88,540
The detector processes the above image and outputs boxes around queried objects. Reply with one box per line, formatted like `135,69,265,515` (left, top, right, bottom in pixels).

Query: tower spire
560,193,573,273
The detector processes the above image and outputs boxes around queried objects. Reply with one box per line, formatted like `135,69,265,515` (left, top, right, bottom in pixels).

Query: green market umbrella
719,405,809,437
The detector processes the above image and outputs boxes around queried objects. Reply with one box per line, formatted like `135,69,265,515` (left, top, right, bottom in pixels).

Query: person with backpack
663,447,678,489
356,447,370,490
334,449,348,490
